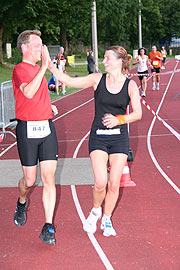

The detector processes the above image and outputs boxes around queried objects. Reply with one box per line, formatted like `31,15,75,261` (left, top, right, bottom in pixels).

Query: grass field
0,55,174,100
0,61,105,101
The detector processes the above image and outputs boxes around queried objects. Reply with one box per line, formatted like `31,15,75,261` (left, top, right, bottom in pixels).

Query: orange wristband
116,115,126,125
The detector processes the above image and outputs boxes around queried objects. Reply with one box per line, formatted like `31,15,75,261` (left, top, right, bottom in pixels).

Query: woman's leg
90,150,109,208
83,150,108,233
143,76,147,93
140,79,143,91
55,80,59,95
101,153,127,236
104,153,127,216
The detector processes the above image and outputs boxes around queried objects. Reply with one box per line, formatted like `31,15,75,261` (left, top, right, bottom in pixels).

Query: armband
116,115,126,125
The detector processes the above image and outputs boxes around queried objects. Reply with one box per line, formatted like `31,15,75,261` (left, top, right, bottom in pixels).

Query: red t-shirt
12,62,53,121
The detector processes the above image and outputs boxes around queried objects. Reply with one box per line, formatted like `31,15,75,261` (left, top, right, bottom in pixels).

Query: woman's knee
108,180,119,193
94,179,107,192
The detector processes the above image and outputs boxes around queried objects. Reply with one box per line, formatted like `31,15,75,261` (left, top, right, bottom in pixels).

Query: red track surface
0,59,180,270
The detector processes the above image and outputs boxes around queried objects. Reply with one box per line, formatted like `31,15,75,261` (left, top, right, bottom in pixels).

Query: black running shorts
89,127,129,155
162,57,166,63
138,70,148,81
16,119,58,166
151,67,160,73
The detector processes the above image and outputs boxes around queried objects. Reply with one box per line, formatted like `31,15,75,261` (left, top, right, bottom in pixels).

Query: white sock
92,207,101,215
153,82,156,87
103,214,111,220
157,82,159,87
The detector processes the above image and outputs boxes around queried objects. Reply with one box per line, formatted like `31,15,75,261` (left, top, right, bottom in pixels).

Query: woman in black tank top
49,45,142,237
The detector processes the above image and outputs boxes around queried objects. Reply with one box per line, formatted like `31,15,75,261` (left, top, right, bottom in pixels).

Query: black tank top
91,74,130,130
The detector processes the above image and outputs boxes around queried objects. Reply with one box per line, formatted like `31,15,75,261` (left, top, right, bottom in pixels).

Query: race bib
27,120,51,139
96,128,121,135
153,61,158,66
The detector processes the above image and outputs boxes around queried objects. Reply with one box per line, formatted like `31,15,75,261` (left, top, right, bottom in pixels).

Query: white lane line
52,87,93,103
53,98,94,121
70,60,176,269
0,142,17,157
0,97,94,157
71,186,114,270
71,131,115,270
147,61,180,194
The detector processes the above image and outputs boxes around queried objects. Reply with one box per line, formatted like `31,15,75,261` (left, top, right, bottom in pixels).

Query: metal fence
47,45,59,58
0,80,17,138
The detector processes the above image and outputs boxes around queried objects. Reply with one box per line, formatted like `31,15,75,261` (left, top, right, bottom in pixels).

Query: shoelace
17,204,26,214
87,211,99,224
46,224,56,234
104,221,112,228
48,227,55,234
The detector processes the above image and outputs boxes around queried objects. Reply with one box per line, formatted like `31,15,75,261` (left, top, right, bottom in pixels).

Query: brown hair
17,30,41,54
107,46,132,73
89,50,93,56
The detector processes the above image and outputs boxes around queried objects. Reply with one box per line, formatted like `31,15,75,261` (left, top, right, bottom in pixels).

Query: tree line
1,0,180,63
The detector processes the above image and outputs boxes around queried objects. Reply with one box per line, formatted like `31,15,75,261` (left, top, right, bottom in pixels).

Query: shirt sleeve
12,65,30,88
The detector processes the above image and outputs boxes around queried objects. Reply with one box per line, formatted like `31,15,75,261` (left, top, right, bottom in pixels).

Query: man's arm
20,45,49,99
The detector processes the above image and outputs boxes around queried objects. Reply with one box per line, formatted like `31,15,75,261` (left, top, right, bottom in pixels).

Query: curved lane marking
71,131,114,270
147,61,180,194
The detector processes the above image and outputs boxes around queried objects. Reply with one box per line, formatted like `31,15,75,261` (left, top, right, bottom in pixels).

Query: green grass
1,54,175,100
0,61,105,101
0,64,14,83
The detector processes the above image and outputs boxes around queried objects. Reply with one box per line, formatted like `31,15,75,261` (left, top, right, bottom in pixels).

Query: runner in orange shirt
148,45,163,90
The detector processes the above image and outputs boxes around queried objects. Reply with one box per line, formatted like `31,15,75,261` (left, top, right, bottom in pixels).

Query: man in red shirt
148,45,163,90
12,30,58,245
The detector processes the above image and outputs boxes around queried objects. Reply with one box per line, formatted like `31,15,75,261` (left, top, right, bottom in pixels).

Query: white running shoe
156,85,160,90
141,91,146,97
100,217,116,237
83,207,102,234
152,86,156,91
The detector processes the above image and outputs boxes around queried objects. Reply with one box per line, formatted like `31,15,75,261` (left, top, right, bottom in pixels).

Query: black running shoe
40,223,56,245
13,198,28,226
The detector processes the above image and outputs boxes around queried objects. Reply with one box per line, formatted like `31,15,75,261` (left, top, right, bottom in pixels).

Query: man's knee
41,171,55,186
21,176,36,188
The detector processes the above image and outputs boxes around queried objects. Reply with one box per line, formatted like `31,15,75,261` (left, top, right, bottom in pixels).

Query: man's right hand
41,45,50,70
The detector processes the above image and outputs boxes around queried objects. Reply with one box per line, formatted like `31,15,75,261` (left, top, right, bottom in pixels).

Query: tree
0,0,93,62
96,0,130,45
0,0,26,63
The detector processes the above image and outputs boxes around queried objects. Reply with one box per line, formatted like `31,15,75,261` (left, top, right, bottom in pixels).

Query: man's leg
152,71,156,90
39,160,57,245
19,166,37,203
14,166,37,226
156,73,160,90
40,160,57,223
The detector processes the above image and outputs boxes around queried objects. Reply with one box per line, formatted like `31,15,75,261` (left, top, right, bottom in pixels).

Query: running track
0,59,180,270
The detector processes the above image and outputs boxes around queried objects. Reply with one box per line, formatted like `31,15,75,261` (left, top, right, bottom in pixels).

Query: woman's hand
102,113,119,128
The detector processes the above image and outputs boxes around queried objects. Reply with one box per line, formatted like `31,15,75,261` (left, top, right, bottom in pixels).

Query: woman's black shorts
16,119,58,166
138,70,148,81
89,127,129,155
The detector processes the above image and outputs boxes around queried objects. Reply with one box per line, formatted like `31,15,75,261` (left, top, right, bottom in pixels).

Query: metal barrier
0,80,17,138
47,45,59,58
